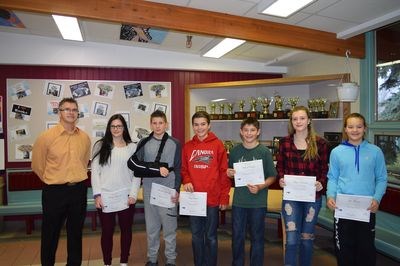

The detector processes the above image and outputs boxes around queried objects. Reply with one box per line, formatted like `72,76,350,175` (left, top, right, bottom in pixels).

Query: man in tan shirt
32,97,91,266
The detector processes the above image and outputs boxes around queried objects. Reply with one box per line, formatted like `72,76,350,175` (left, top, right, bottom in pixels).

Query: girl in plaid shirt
276,106,328,266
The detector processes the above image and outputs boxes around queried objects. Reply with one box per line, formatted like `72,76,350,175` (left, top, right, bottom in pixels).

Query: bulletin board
6,79,171,162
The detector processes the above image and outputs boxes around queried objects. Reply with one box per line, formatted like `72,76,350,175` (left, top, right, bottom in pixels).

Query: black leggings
334,213,376,266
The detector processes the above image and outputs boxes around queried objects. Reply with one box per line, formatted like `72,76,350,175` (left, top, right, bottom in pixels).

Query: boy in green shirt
227,117,277,266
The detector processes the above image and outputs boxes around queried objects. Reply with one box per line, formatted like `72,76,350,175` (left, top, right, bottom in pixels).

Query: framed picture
329,101,339,118
195,106,207,112
45,82,62,97
154,103,167,113
93,101,109,116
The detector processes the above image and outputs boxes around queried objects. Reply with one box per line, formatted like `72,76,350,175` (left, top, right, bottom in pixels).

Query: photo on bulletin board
116,112,130,128
154,103,167,113
70,81,91,98
95,83,115,99
93,101,109,116
9,81,31,100
45,82,62,97
124,83,143,98
149,83,168,98
133,101,150,113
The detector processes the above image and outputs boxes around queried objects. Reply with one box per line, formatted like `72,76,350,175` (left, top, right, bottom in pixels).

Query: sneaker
121,264,128,266
165,264,176,266
145,261,158,266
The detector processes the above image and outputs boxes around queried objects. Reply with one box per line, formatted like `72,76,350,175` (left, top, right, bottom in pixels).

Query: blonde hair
288,106,319,160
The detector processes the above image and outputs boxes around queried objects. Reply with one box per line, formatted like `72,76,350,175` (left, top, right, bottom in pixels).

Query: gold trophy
209,102,219,120
287,97,300,118
218,102,228,120
257,97,271,119
308,99,317,118
235,99,246,119
226,102,235,120
288,97,300,110
247,97,258,118
272,95,285,119
318,98,328,118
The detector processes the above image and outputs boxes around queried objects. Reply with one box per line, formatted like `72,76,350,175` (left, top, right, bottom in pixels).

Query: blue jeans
281,198,322,266
189,206,219,266
232,206,266,266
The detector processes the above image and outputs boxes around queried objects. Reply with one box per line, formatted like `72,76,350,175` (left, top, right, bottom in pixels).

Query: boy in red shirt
181,111,231,266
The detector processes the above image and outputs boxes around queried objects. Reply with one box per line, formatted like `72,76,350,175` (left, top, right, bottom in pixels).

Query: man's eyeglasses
59,108,79,113
110,125,124,129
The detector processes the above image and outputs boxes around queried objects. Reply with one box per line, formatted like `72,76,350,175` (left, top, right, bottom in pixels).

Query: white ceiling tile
301,0,341,14
82,20,121,42
297,15,358,33
188,0,255,16
317,0,400,23
14,11,60,37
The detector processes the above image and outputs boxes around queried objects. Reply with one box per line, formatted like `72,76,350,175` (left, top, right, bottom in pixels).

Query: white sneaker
121,263,128,266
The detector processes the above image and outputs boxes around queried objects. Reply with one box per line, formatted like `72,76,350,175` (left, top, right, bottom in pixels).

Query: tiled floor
0,214,398,266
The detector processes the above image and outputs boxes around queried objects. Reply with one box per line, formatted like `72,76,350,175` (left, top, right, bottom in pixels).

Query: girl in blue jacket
327,113,387,266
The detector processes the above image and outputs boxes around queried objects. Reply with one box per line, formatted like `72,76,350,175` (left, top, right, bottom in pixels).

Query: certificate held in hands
334,193,372,222
179,191,207,217
101,188,129,213
233,159,265,187
150,183,176,208
283,175,316,202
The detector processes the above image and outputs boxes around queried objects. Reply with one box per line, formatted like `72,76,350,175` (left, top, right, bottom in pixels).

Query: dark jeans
334,213,376,266
98,204,135,265
41,182,87,266
189,206,219,266
232,206,266,266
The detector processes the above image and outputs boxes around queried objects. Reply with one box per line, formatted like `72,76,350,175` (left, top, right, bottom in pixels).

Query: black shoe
145,261,158,266
165,264,175,266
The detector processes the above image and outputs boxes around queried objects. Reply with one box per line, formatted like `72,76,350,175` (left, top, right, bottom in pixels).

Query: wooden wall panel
0,65,280,169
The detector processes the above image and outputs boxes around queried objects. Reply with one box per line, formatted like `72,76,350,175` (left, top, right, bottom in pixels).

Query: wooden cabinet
185,74,350,142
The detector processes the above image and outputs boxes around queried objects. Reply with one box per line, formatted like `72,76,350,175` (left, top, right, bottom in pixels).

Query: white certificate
179,191,207,217
101,188,129,213
150,183,176,208
283,175,316,202
334,193,372,222
233,159,265,187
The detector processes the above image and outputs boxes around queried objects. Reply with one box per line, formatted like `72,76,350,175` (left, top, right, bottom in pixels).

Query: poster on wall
6,79,171,162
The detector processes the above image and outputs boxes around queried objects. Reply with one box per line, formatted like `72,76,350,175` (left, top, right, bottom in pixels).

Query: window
365,21,400,188
375,134,400,187
375,22,400,121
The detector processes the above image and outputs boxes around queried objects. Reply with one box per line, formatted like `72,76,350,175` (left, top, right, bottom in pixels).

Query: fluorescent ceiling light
202,38,245,58
260,0,315,18
376,60,400,67
52,15,83,41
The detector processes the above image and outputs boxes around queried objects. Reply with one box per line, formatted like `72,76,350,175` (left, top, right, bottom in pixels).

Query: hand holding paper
283,175,316,202
233,160,264,187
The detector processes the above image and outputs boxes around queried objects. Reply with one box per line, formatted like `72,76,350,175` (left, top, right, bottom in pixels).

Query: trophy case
184,74,351,145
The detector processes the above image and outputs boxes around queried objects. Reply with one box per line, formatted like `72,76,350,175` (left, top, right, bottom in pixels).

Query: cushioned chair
267,189,285,256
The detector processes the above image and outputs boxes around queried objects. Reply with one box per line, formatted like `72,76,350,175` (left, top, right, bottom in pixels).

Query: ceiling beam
0,0,365,58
